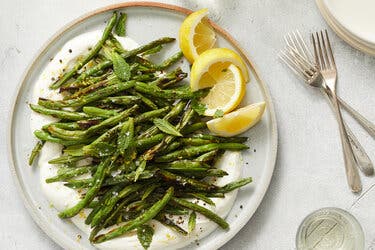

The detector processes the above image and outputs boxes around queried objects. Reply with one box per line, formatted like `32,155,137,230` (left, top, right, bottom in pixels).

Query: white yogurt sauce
30,30,243,249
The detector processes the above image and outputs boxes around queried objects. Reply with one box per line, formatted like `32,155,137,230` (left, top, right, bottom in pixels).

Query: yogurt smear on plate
30,30,243,249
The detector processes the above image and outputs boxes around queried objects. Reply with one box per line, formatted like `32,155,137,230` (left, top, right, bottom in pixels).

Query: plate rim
315,0,375,56
317,0,375,46
7,2,278,249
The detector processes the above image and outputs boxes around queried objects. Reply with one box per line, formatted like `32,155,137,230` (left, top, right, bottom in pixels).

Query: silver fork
312,30,361,192
280,31,365,192
283,31,375,138
280,31,373,177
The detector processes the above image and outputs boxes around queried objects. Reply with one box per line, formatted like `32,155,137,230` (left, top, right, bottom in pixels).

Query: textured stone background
1,0,375,249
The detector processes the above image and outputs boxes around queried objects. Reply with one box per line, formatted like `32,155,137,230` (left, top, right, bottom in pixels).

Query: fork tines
284,31,314,62
279,30,318,82
311,30,336,70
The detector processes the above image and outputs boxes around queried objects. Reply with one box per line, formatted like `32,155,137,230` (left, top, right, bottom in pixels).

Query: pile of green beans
28,12,252,248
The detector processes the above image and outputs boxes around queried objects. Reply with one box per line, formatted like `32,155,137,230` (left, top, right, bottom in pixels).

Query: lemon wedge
179,9,216,63
200,64,245,116
207,102,266,137
190,47,249,92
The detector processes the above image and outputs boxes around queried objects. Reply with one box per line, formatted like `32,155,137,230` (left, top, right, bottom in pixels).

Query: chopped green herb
213,109,224,118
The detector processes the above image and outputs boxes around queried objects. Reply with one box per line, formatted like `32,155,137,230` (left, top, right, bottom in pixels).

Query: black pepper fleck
59,59,62,63
69,49,72,53
254,149,256,152
49,57,53,62
240,205,243,209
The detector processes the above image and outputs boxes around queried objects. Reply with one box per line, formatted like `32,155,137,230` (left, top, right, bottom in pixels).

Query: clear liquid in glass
296,207,364,250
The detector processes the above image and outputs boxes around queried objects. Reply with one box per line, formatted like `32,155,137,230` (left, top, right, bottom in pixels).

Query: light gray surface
1,0,375,249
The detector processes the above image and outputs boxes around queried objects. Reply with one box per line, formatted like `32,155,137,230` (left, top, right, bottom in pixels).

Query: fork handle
335,96,374,175
337,96,375,139
324,87,362,193
344,122,374,176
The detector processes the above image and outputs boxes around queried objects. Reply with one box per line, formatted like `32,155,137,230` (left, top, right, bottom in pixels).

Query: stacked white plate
316,0,375,56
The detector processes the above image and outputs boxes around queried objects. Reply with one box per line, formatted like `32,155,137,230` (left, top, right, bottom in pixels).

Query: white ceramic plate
321,0,375,45
316,0,375,56
8,2,278,249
